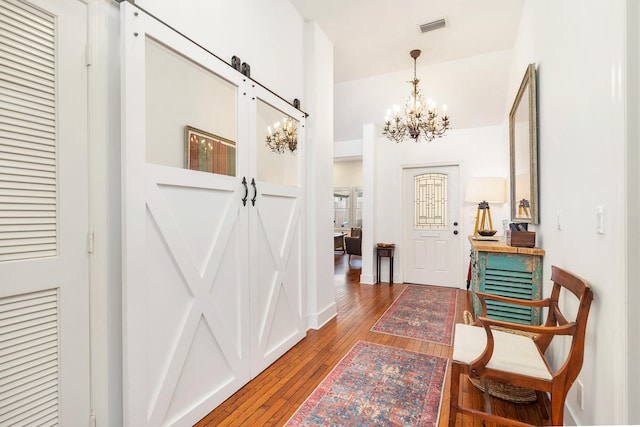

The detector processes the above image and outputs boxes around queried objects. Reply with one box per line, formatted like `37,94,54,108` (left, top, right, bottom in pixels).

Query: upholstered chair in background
345,228,362,263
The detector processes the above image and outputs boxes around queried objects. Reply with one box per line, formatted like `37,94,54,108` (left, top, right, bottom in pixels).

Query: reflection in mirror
145,37,237,172
509,63,538,223
266,116,297,153
256,99,299,186
185,126,236,176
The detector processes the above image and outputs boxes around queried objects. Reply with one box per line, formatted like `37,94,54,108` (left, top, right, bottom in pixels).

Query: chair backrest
350,227,362,238
537,265,593,383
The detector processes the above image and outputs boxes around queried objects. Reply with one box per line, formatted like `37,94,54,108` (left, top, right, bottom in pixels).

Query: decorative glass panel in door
414,173,448,229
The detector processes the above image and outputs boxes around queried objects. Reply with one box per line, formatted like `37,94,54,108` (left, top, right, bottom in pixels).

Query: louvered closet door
0,0,90,425
121,4,251,426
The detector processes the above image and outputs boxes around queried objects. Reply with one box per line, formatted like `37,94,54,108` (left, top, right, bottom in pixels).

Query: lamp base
473,202,495,236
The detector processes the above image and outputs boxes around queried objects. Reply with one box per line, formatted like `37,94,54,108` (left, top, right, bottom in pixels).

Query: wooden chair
449,265,594,426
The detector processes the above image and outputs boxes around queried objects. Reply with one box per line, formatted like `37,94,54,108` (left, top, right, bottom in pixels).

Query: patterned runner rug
371,285,457,345
284,341,447,427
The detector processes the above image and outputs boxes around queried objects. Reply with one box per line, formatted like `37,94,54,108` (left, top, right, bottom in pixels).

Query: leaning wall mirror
509,63,538,224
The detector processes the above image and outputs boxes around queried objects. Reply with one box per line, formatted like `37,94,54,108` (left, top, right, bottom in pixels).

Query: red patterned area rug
284,341,447,427
371,285,457,345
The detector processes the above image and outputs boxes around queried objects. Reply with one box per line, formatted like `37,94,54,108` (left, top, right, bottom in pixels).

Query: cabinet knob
453,221,458,226
453,230,459,235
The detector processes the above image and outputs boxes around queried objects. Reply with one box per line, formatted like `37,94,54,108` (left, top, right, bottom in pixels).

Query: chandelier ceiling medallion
266,116,297,153
383,49,450,143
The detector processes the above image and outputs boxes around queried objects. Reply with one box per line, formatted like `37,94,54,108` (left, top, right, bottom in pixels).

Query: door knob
453,230,459,235
453,221,458,226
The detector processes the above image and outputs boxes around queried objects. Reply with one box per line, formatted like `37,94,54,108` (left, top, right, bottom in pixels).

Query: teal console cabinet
469,237,544,325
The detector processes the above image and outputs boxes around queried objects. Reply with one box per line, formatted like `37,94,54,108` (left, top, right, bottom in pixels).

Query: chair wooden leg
550,387,568,426
449,362,461,427
536,391,549,420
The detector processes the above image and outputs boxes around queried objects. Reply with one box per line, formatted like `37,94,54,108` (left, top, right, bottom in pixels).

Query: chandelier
266,116,297,153
383,49,450,143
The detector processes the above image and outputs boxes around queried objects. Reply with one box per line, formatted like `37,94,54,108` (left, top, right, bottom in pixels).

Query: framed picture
185,126,236,176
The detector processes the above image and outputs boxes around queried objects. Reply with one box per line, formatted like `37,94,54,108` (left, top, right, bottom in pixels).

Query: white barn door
250,88,306,375
121,5,251,426
0,0,90,424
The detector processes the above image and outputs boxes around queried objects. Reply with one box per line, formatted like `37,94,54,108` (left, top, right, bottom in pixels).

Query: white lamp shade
465,177,506,203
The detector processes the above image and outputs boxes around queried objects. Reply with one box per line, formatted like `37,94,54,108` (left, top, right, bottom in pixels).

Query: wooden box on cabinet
469,237,544,325
506,230,536,248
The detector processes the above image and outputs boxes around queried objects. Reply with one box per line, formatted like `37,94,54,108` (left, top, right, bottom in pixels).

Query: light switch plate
596,206,605,234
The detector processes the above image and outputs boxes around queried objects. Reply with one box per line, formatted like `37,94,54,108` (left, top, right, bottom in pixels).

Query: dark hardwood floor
196,253,548,426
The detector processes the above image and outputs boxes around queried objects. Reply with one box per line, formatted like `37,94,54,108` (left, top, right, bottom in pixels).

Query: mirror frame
509,63,539,224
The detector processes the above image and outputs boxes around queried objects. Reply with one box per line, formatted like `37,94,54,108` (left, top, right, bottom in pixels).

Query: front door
0,0,90,424
403,165,461,287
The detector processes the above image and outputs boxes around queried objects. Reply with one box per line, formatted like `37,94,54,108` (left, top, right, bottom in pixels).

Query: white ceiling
288,0,525,141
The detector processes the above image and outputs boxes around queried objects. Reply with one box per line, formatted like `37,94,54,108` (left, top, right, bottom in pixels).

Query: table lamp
465,177,506,236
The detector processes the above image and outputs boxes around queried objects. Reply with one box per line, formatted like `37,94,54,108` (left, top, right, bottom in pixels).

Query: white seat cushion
452,323,552,380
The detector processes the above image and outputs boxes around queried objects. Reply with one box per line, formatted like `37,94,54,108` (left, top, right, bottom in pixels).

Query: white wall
303,21,337,329
334,49,514,142
88,1,122,426
134,0,305,104
511,0,631,424
370,124,509,285
626,2,640,422
334,139,363,159
333,160,363,188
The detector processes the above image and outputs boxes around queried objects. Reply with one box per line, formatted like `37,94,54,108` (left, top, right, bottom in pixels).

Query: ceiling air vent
419,18,446,34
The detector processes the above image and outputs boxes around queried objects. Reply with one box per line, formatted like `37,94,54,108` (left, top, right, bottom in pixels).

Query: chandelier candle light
266,116,298,153
383,49,450,143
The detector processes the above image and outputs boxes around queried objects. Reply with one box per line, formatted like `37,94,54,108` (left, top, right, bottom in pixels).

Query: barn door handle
242,177,248,206
251,178,257,206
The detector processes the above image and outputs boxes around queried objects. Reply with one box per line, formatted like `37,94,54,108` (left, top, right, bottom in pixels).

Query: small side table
376,244,395,284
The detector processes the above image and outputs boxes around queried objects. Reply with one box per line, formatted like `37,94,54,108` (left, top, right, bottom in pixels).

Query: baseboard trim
360,274,375,285
306,302,337,330
564,402,578,426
